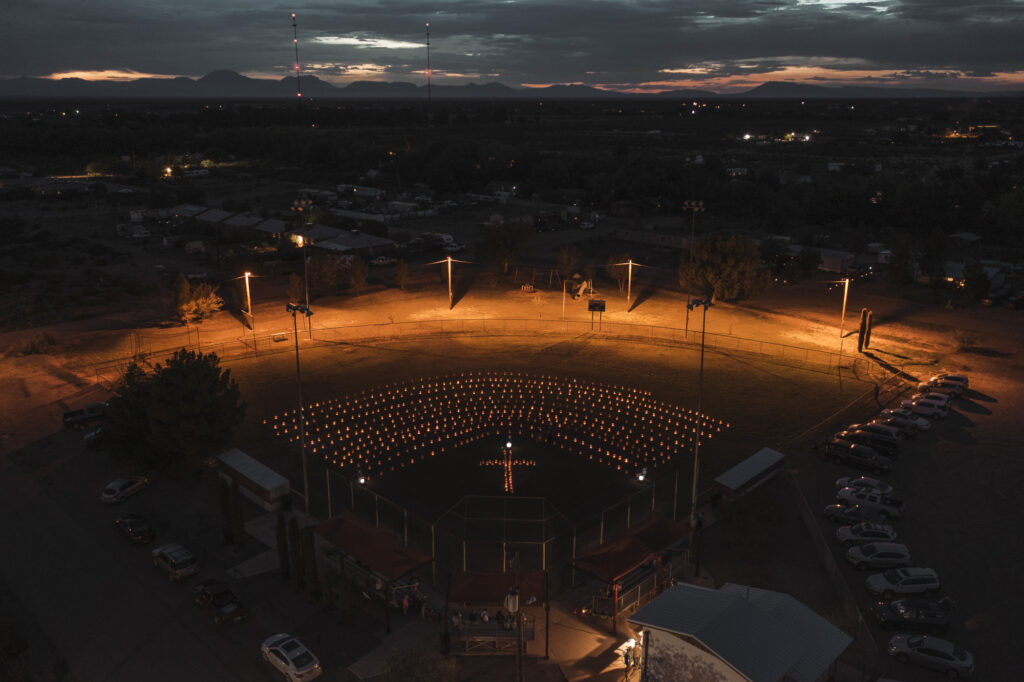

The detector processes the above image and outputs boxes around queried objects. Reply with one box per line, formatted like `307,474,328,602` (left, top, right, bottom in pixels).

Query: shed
216,448,290,511
714,447,784,500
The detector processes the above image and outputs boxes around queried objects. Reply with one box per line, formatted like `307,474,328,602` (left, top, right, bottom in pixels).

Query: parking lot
810,369,1021,679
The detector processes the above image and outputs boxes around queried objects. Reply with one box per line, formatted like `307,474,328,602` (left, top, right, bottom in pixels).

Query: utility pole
429,255,470,309
683,200,704,333
243,271,257,353
686,297,712,576
287,302,313,514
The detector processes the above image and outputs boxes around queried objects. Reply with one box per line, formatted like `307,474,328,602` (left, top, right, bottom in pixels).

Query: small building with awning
216,448,290,511
444,570,549,656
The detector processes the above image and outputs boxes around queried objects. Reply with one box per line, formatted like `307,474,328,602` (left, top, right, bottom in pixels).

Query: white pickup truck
836,487,904,519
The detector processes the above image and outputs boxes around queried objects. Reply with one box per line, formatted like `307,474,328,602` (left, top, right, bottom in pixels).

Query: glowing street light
682,200,705,332
831,277,851,374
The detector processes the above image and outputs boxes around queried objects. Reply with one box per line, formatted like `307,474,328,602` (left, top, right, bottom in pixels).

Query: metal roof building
628,582,851,682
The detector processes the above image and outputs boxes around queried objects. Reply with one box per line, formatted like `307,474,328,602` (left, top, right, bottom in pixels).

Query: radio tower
292,13,302,99
425,22,432,106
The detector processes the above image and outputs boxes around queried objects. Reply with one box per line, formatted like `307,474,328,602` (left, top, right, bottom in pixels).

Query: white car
931,373,969,390
879,408,931,431
866,567,940,598
261,634,323,681
101,476,149,504
835,476,894,496
888,634,974,678
900,399,948,419
443,242,466,253
836,487,904,518
370,255,397,266
836,522,897,547
918,379,964,396
846,542,912,570
912,391,952,406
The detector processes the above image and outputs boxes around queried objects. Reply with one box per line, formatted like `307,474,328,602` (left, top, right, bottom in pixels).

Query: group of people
450,607,520,631
268,371,728,481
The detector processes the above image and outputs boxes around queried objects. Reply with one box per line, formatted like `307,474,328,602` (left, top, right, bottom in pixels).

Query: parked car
836,487,904,519
261,633,323,681
870,416,917,438
84,426,105,448
835,476,894,496
918,379,964,396
63,402,107,429
443,242,466,253
114,514,154,544
101,476,149,504
931,373,969,390
836,429,900,456
827,439,893,474
912,390,952,405
824,503,881,524
866,568,940,598
846,542,912,570
151,543,199,582
369,255,396,266
836,522,898,547
887,634,973,678
870,596,955,633
193,579,250,626
848,422,904,442
900,399,949,419
878,408,932,433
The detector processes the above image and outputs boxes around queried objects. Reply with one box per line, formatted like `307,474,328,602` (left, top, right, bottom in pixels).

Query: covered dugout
713,446,785,501
445,570,548,656
316,511,433,633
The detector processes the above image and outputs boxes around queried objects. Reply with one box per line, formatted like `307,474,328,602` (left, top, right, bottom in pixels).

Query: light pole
833,277,851,373
683,200,704,333
562,278,567,322
292,199,312,335
429,255,470,309
243,271,256,353
686,296,712,577
287,302,313,514
612,259,639,310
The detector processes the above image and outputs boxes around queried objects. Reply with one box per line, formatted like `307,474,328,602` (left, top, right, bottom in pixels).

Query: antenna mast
426,22,432,105
292,13,302,99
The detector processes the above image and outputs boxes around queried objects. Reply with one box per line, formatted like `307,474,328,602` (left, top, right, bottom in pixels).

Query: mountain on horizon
0,70,1020,100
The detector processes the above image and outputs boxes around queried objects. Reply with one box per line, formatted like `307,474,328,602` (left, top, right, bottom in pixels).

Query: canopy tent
315,510,432,582
572,516,690,584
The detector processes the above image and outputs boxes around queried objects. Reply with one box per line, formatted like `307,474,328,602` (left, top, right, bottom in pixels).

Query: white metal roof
217,448,289,495
628,583,852,682
714,447,784,493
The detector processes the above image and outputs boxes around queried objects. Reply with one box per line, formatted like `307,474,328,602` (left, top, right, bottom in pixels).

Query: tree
349,256,368,296
104,351,246,469
678,234,770,301
480,222,532,274
394,259,409,291
605,253,630,292
276,514,290,579
186,282,224,323
172,274,192,321
556,244,583,281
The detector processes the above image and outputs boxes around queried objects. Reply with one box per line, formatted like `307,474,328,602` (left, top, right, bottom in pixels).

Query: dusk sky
8,0,1024,93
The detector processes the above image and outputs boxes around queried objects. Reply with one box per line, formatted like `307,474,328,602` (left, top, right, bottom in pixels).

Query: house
817,248,854,274
196,208,234,226
169,203,208,219
628,583,852,682
222,213,264,230
290,223,343,245
316,230,397,258
251,218,290,240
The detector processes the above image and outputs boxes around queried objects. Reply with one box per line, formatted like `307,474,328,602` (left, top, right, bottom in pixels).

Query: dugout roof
316,511,432,582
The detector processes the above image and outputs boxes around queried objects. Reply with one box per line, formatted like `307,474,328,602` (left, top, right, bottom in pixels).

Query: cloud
313,36,423,50
45,69,186,81
5,0,1024,92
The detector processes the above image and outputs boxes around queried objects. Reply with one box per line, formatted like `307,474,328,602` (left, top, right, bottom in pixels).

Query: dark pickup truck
62,402,108,429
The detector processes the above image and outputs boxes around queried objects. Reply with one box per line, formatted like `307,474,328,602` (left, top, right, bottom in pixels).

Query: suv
866,567,940,598
836,487,904,519
849,422,904,442
917,379,964,396
115,514,155,544
836,522,897,547
835,476,894,496
846,542,912,570
871,596,955,633
931,373,969,390
193,579,250,626
151,543,199,582
900,399,948,419
827,439,893,474
836,429,899,457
